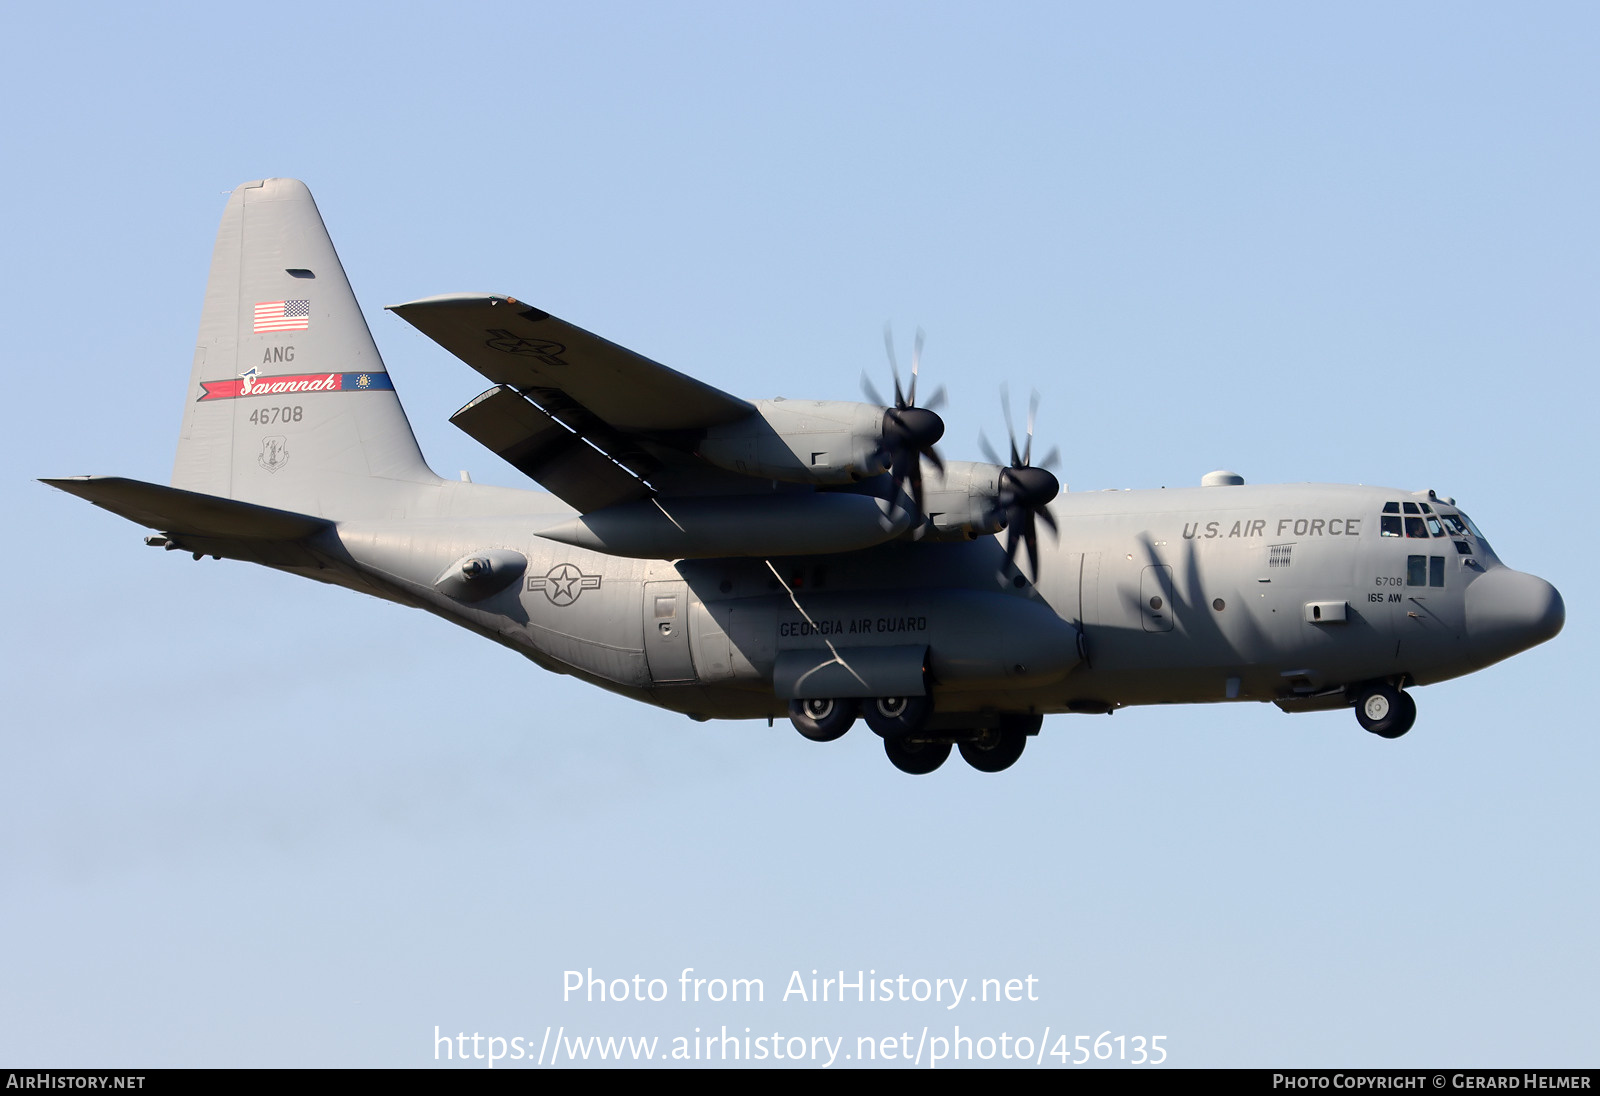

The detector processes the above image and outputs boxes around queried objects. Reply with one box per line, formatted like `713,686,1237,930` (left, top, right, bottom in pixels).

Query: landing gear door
643,580,696,683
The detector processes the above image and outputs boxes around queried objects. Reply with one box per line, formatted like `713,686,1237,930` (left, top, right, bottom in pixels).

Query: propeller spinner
980,387,1061,578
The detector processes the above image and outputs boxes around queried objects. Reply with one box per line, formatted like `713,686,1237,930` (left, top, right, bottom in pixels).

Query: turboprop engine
696,399,897,484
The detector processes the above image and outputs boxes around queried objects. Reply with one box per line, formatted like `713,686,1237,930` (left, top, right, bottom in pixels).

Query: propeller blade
984,386,1060,579
1000,383,1020,465
923,384,947,413
908,328,925,406
871,326,946,530
1024,389,1040,466
882,327,906,407
978,430,1003,468
861,371,886,409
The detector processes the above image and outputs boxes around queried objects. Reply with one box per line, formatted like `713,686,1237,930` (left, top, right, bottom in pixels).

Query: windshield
1381,500,1491,556
1436,507,1495,558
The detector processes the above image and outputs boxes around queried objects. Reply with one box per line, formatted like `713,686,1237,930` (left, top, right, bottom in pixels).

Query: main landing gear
785,697,1038,774
787,697,856,742
1353,682,1416,739
883,735,952,775
958,714,1039,772
861,696,931,737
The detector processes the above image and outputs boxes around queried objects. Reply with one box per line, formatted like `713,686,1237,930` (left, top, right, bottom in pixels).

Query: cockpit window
1386,501,1477,541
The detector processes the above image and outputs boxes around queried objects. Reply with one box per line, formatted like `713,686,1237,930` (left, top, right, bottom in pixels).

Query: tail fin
173,178,437,517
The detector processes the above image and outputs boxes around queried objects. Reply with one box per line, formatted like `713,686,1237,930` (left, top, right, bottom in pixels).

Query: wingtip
386,292,520,313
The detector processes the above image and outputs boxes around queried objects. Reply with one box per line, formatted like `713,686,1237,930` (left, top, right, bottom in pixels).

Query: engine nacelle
696,399,890,485
917,460,1006,540
537,492,910,559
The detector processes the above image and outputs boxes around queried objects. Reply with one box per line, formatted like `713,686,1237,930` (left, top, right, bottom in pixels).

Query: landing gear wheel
959,727,1028,773
883,736,951,775
787,698,857,742
863,695,932,737
1355,684,1416,739
1380,691,1416,739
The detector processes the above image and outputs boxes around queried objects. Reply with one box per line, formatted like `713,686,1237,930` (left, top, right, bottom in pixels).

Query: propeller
979,386,1061,578
862,327,946,523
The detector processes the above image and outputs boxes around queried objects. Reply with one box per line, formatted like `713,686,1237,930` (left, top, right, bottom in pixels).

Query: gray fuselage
320,478,1563,726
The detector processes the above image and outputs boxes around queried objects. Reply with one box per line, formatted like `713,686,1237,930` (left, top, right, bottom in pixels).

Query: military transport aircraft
45,179,1565,774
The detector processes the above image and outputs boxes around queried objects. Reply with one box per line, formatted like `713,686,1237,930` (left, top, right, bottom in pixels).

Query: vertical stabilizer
173,178,437,516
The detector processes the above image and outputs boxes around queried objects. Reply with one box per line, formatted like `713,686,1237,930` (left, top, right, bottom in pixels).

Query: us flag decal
254,300,311,332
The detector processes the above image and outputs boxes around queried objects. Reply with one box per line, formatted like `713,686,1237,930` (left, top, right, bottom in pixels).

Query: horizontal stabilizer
42,476,330,541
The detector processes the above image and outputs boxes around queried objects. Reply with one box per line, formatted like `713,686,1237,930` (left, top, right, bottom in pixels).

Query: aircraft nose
1465,568,1565,656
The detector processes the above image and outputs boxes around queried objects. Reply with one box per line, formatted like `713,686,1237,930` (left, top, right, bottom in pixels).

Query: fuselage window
1430,556,1445,587
1405,516,1429,538
1454,540,1472,555
1441,514,1469,536
1426,516,1445,537
1383,502,1401,514
1381,515,1402,537
1402,501,1421,514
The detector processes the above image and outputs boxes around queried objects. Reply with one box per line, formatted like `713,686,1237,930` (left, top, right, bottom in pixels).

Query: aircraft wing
389,294,758,510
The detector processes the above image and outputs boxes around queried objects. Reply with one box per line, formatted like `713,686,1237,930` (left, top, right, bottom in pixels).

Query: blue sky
2,1,1594,1067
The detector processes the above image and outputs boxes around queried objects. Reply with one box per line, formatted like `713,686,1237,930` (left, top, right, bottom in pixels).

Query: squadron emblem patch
258,435,289,473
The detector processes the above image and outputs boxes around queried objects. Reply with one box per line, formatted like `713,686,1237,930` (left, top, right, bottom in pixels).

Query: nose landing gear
1354,683,1417,739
